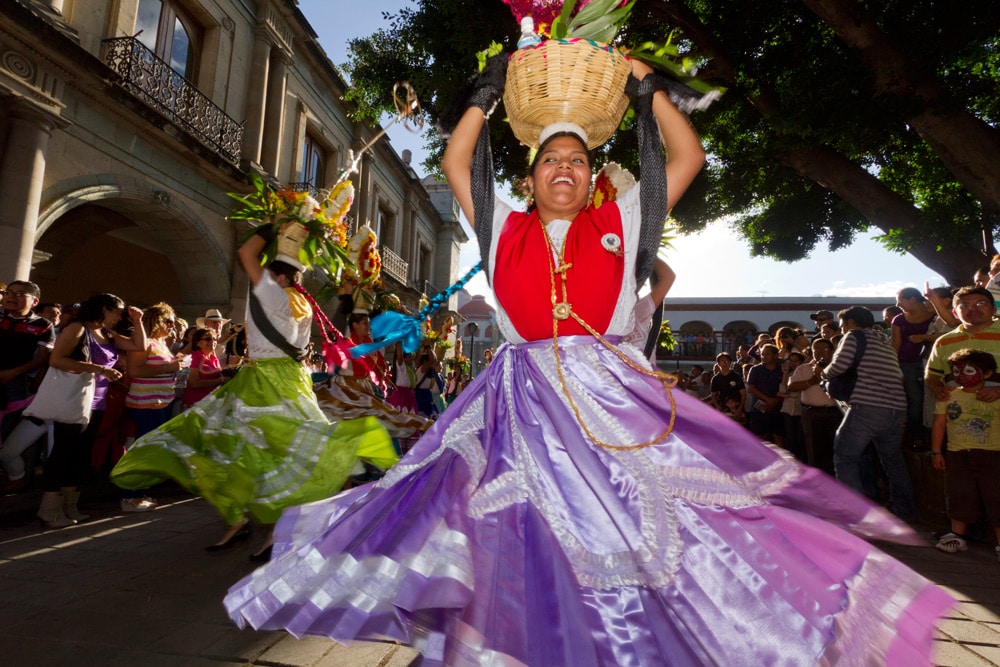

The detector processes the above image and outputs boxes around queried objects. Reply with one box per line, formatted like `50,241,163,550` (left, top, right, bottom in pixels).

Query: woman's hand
99,366,122,382
629,56,654,81
127,306,143,324
931,452,946,472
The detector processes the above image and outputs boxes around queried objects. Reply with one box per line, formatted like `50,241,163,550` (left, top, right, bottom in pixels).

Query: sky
298,0,953,302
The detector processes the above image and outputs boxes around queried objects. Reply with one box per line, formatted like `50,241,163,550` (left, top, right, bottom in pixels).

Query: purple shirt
89,334,119,410
891,313,932,364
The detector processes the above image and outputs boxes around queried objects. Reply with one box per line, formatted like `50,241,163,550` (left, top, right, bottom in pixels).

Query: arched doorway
34,176,232,320
722,320,759,354
677,320,716,358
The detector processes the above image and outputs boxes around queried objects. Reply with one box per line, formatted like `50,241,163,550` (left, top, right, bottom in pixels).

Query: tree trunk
799,0,1000,212
782,145,986,285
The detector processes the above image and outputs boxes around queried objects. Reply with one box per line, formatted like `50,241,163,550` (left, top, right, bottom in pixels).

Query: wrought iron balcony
102,37,243,165
380,245,409,285
420,279,440,297
288,182,321,198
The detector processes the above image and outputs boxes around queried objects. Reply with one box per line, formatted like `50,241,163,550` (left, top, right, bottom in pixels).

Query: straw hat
196,308,230,328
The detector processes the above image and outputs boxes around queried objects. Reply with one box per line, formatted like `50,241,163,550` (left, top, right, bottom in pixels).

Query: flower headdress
229,172,353,298
343,224,383,314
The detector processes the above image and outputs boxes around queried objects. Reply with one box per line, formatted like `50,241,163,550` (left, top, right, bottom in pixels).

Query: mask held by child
931,347,1000,560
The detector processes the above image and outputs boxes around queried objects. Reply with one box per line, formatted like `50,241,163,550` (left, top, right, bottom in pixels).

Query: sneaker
935,532,968,554
120,498,156,513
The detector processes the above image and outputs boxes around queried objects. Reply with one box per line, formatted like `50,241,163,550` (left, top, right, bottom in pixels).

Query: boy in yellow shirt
931,348,1000,559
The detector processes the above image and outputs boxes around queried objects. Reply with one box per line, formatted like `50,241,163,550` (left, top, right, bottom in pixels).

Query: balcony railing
102,37,244,165
420,279,440,297
381,245,409,285
288,182,321,198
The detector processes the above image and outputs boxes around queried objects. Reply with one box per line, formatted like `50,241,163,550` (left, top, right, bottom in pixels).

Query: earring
527,191,534,208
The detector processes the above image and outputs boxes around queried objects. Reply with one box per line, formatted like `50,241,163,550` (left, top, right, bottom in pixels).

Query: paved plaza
0,485,419,667
1,483,999,666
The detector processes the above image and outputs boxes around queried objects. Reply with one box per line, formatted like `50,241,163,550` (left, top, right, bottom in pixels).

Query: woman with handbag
34,294,145,528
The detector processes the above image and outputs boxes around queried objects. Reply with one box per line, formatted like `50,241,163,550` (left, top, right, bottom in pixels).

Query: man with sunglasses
0,281,55,406
810,310,835,338
926,286,1000,404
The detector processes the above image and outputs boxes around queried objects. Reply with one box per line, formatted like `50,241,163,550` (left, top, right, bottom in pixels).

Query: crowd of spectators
0,280,247,525
0,277,485,525
9,263,1000,550
688,269,1000,552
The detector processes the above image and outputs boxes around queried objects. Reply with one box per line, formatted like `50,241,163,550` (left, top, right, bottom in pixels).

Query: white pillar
260,53,288,176
241,29,272,164
0,102,58,280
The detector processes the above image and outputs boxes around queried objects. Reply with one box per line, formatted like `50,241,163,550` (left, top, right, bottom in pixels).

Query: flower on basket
443,354,471,376
499,0,724,100
229,172,353,292
503,0,630,40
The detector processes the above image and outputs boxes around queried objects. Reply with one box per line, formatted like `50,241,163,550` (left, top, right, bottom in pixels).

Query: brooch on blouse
601,233,623,257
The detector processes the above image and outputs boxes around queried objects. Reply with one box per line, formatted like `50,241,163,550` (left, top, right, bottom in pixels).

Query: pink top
182,350,222,406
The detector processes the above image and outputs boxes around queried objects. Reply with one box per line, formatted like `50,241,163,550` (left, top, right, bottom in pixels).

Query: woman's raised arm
630,59,706,210
441,107,487,229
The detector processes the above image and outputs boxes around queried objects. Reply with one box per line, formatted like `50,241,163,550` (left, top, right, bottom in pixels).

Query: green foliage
657,320,677,352
342,0,1000,276
551,0,635,43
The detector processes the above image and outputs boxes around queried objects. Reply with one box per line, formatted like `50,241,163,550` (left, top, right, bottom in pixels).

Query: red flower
502,0,627,27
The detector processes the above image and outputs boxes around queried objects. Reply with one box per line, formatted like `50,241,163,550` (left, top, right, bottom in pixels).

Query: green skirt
111,357,395,524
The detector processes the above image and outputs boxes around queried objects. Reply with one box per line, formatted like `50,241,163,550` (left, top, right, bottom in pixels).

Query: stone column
0,101,59,280
241,29,272,164
259,52,288,176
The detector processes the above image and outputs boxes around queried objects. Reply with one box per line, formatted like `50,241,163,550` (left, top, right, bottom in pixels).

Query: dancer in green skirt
112,230,396,560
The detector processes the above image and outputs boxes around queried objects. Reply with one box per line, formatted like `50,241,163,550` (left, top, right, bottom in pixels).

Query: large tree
343,0,1000,284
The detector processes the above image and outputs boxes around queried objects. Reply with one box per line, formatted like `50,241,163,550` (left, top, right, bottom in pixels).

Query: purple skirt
225,336,952,666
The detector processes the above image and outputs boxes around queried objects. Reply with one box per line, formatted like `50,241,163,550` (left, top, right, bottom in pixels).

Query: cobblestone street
1,484,999,666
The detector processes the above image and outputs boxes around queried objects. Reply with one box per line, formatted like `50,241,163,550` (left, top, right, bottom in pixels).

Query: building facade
0,0,464,322
663,296,897,358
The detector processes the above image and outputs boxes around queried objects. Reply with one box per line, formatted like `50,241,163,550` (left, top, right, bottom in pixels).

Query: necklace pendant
553,302,572,320
555,261,573,275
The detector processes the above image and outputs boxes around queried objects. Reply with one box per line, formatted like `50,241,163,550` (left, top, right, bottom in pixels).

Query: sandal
935,532,968,554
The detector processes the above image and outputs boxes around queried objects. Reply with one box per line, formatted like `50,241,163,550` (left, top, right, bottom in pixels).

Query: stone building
0,0,465,322
663,296,896,359
456,293,496,378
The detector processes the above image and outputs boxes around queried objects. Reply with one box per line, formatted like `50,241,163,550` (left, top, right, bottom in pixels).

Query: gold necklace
539,218,677,451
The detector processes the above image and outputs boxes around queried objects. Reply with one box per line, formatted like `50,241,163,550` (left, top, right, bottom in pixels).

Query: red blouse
493,205,625,342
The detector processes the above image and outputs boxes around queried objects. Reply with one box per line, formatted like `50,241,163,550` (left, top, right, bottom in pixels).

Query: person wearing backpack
824,306,917,522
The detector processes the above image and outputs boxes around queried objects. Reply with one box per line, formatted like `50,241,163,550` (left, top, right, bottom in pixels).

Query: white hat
538,122,588,148
274,252,306,271
196,308,230,328
352,288,374,315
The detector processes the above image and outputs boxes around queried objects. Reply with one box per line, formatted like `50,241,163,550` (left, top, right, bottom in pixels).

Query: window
136,0,200,80
301,134,326,190
420,244,432,283
377,206,395,250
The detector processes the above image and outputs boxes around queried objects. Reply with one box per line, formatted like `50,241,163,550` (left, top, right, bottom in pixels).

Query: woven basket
504,39,631,149
276,221,309,265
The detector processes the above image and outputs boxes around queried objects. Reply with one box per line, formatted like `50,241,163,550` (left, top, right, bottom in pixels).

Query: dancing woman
112,232,395,559
225,57,951,664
